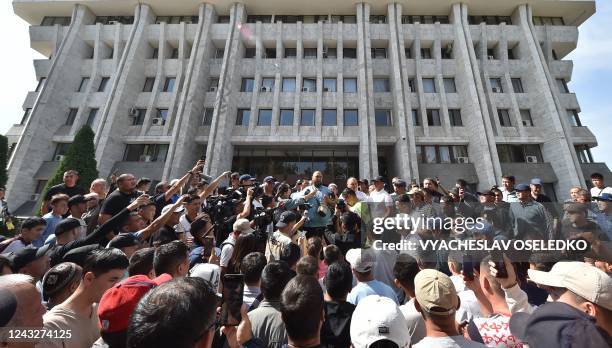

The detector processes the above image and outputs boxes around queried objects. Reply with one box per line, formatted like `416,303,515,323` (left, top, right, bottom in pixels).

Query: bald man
0,274,46,348
298,171,333,238
344,177,370,202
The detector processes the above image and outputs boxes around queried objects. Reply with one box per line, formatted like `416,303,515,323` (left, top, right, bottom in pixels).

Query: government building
5,0,611,213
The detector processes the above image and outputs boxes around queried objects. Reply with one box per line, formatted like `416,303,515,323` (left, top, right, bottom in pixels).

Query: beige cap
407,187,424,196
528,261,612,311
346,248,376,273
232,218,255,234
414,269,459,315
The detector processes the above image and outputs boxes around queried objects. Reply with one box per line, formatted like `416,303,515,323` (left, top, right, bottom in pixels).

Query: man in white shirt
589,172,612,198
220,218,254,275
500,175,519,203
344,177,370,202
369,176,393,219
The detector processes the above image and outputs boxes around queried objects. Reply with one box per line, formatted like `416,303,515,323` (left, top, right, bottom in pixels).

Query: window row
40,17,71,26
533,17,565,26
416,145,469,164
401,16,449,24
468,16,512,25
489,77,525,93
124,144,169,162
75,76,110,93
244,45,458,60
95,16,134,25
63,108,99,128
411,109,463,127
231,108,393,127
497,144,543,163
497,109,534,127
155,16,199,24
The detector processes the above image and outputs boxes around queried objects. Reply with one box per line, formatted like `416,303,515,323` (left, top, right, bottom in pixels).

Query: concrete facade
6,0,611,213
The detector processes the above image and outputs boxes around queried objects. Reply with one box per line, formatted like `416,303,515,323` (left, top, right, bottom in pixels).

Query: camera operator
298,171,333,239
265,211,308,261
325,199,362,254
262,176,276,197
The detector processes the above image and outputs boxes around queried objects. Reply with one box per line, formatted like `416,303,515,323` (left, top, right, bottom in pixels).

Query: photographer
325,211,362,255
265,211,308,261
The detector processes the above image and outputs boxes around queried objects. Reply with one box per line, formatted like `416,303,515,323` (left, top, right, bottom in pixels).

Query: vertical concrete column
166,4,216,179
139,17,165,136
500,23,526,137
518,5,583,194
292,24,302,136
413,24,429,137
336,21,345,137
434,26,452,134
7,4,96,208
386,3,415,180
204,3,246,176
315,21,324,135
248,23,262,134
270,22,282,133
356,2,378,178
454,3,500,189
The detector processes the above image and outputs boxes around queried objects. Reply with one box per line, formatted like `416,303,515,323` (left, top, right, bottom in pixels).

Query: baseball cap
42,262,82,300
509,301,611,347
98,273,172,333
414,269,459,315
527,261,612,311
294,179,303,185
68,195,87,207
9,245,51,272
0,289,17,327
345,248,376,273
233,218,255,234
407,187,424,196
530,178,543,186
54,218,82,236
476,190,495,196
239,174,254,182
264,176,275,183
189,263,221,294
350,295,410,348
514,183,530,191
275,211,299,228
371,176,385,182
593,192,612,202
393,179,407,187
161,204,185,215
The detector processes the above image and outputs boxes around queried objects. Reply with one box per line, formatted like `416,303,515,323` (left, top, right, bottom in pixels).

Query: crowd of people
0,162,611,348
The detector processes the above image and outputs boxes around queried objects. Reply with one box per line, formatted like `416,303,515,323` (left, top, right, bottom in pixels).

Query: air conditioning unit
209,86,218,92
488,55,495,60
526,156,538,163
522,120,530,126
152,117,164,126
140,155,153,162
261,86,271,92
108,20,120,25
302,87,311,92
323,87,330,92
30,193,40,201
54,155,65,162
128,107,138,117
492,87,500,93
456,157,469,164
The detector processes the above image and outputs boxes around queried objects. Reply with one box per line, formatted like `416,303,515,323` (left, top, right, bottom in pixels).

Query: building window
443,78,456,93
132,108,147,126
302,78,317,92
65,108,78,126
343,78,357,93
236,109,250,126
441,44,453,59
556,78,569,93
370,15,387,24
497,109,512,127
402,15,450,24
422,78,436,93
282,78,296,92
142,77,155,92
95,16,135,25
412,109,421,126
151,48,159,59
408,78,416,92
323,109,337,126
323,46,337,59
202,108,214,126
497,144,543,163
35,77,46,92
155,16,199,24
98,77,110,92
568,109,582,127
301,109,315,126
575,145,594,163
171,48,179,59
344,109,358,126
511,78,524,93
405,46,413,59
533,17,564,26
520,109,534,127
20,108,32,125
508,46,517,60
468,16,512,25
216,16,230,23
214,47,225,59
86,108,98,127
343,48,357,59
264,48,276,59
244,47,256,58
284,48,297,58
241,78,255,92
124,144,169,162
304,48,318,59
490,78,503,93
247,15,272,23
375,109,391,126
40,16,71,26
373,78,390,92
258,109,272,126
279,109,294,126
417,145,469,164
155,109,168,126
449,109,462,126
323,78,337,92
427,109,441,126
52,143,71,160
371,48,387,59
77,77,90,92
420,47,432,59
261,78,275,92
163,77,176,92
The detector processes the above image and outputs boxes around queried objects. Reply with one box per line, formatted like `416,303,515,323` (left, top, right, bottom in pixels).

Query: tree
0,135,7,187
42,125,99,199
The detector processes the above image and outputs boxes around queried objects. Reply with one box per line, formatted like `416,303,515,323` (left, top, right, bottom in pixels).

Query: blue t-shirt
33,213,62,247
347,280,399,306
299,185,332,228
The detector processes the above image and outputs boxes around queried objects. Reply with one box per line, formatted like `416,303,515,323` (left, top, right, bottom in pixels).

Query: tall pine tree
0,135,8,188
42,125,99,198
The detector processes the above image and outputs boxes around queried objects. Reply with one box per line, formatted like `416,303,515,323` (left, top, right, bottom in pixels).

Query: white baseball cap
232,218,255,234
350,295,410,348
528,261,612,311
161,204,185,215
345,248,376,273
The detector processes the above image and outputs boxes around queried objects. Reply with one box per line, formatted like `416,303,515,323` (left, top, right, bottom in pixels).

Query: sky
0,2,610,166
